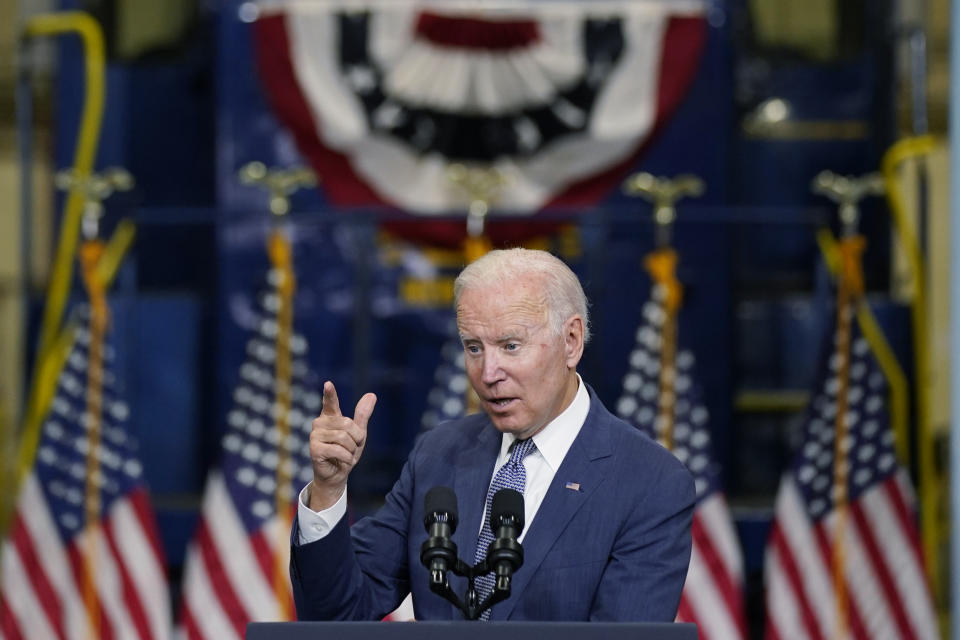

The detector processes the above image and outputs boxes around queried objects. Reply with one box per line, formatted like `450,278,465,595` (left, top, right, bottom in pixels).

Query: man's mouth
487,397,515,409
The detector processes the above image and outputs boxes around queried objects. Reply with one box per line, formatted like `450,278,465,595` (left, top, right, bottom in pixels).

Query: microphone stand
420,538,523,620
424,555,517,621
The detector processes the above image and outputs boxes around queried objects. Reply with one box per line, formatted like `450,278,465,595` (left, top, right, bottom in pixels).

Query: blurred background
0,0,952,638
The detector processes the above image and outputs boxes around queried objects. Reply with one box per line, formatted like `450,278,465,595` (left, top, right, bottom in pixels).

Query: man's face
456,278,583,440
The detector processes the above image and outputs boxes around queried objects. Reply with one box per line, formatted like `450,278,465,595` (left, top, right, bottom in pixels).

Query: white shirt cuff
297,482,347,545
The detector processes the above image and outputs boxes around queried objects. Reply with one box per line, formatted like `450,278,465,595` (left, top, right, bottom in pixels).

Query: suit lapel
493,393,614,620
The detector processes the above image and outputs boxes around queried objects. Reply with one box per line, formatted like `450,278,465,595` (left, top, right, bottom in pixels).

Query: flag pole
65,166,133,640
237,161,317,620
622,173,704,449
811,170,885,640
267,229,296,621
78,235,107,640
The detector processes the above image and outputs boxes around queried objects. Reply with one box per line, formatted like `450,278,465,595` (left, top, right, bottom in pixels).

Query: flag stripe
181,544,242,640
66,543,117,640
842,513,902,639
699,494,744,583
849,492,915,639
196,520,248,637
109,495,170,640
811,522,871,640
127,489,167,575
690,513,747,637
774,483,832,639
1,542,62,640
764,547,809,640
10,514,67,640
867,480,939,639
249,529,279,593
204,474,277,619
258,518,296,607
0,592,26,640
888,473,936,602
769,523,824,640
681,541,739,640
102,508,154,640
92,526,141,640
180,603,204,640
16,476,92,636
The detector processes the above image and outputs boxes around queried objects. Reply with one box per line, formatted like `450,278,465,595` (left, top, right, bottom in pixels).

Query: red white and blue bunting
253,1,705,236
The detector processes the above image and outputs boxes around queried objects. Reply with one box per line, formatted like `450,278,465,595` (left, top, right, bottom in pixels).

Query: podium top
246,621,697,640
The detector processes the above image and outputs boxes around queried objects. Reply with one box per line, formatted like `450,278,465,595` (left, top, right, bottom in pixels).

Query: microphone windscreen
424,486,459,531
491,488,525,534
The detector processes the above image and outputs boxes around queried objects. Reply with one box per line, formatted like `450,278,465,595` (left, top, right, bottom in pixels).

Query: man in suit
291,248,695,621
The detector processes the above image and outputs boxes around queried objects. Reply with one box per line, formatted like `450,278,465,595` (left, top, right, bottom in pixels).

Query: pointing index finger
320,381,342,417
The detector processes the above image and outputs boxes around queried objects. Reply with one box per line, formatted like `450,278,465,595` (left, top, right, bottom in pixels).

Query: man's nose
480,352,504,385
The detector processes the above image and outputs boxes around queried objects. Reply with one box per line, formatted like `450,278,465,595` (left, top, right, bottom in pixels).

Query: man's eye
466,344,481,354
505,343,519,351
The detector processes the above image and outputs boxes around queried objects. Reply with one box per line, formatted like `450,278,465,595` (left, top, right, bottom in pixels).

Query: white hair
453,248,591,343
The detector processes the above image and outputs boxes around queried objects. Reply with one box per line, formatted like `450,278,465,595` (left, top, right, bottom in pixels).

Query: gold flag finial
623,173,705,248
54,167,134,240
446,164,507,242
811,170,884,237
238,162,318,217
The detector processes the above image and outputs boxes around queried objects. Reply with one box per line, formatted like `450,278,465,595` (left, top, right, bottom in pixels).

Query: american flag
764,300,939,640
179,266,320,639
616,281,747,640
0,305,170,640
420,321,471,432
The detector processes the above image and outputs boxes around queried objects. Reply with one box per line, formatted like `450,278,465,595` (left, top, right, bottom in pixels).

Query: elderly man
291,248,694,621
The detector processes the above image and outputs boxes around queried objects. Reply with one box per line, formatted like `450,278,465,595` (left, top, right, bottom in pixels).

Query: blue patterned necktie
473,437,537,619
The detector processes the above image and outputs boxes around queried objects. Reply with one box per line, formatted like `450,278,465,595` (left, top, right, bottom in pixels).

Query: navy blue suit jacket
290,386,695,622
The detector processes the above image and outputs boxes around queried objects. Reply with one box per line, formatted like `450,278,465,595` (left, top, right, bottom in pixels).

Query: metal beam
949,0,960,636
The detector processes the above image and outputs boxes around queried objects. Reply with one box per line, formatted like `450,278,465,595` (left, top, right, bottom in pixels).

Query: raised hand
308,381,377,511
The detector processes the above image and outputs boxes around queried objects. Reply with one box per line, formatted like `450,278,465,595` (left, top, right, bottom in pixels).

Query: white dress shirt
297,375,590,545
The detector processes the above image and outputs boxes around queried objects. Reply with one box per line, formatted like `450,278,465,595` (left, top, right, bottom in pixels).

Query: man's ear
564,316,585,368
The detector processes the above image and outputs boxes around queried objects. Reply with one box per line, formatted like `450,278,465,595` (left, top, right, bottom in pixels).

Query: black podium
246,621,697,639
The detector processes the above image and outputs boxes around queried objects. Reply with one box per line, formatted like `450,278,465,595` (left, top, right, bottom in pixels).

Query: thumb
320,381,342,417
353,393,377,431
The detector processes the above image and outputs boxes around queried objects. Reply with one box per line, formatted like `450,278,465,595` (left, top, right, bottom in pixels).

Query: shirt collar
499,373,591,472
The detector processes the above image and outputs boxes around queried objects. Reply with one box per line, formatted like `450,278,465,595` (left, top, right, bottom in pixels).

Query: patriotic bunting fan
252,0,706,242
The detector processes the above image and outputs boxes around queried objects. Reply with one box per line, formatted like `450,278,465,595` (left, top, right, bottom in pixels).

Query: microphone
485,489,525,592
420,486,459,587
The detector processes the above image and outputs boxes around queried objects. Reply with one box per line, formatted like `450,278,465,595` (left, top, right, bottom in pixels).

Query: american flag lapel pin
565,481,580,491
